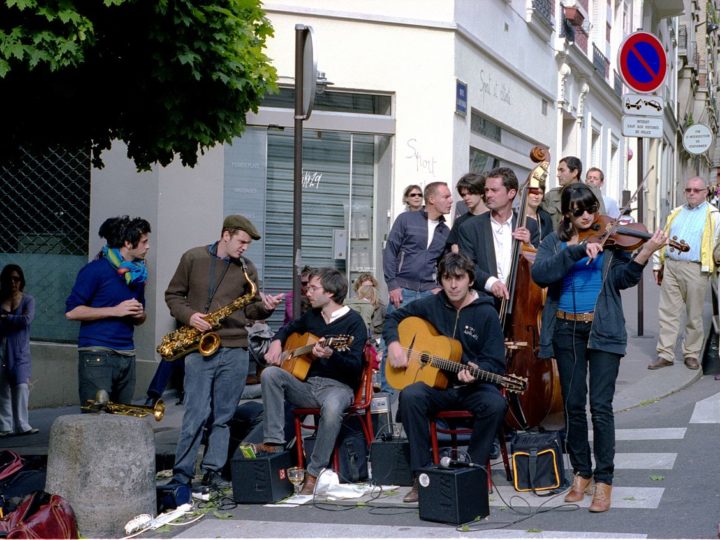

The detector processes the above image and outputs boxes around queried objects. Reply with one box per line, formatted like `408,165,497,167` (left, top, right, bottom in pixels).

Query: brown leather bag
0,491,79,539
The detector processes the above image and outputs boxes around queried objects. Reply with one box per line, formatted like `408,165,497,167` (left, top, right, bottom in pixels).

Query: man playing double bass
456,167,537,301
384,252,507,503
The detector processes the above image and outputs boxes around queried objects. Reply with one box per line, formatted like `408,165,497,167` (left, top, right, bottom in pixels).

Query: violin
579,214,690,253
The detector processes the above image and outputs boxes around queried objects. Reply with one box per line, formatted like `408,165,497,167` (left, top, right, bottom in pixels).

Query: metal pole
292,27,305,320
637,137,644,336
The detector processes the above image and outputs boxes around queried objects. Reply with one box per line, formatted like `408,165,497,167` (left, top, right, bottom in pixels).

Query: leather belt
556,310,594,323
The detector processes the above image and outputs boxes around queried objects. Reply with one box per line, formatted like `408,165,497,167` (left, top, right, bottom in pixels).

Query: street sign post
618,32,668,94
682,124,713,155
622,116,663,138
622,93,664,117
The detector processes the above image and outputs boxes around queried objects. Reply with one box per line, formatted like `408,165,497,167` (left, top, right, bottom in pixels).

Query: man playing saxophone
165,215,283,493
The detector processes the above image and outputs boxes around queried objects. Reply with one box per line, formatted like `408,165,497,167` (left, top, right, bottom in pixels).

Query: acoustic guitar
281,332,354,381
385,317,527,393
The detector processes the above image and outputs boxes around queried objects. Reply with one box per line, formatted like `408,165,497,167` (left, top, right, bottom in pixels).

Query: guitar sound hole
419,353,430,366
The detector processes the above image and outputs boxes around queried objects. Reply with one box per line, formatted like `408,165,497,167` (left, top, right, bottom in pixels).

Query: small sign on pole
622,116,663,139
682,124,713,155
618,32,668,94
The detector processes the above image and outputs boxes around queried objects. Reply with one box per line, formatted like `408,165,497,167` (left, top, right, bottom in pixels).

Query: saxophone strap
205,242,232,312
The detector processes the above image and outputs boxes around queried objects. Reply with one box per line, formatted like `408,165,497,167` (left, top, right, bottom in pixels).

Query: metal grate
0,146,90,342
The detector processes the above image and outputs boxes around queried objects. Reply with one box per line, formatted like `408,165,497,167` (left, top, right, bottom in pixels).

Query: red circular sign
617,32,667,93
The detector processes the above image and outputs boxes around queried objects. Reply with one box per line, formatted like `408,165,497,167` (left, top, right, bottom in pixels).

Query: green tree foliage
0,0,277,170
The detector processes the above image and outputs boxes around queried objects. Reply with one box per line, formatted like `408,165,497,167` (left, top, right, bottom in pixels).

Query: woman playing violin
531,184,667,513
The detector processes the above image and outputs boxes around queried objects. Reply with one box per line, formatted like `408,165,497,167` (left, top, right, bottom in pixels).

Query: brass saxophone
156,263,258,361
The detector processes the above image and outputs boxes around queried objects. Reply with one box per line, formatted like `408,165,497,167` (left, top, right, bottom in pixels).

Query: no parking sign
618,32,668,94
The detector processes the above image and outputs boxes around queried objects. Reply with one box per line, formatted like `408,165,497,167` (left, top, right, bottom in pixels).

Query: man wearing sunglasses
649,176,720,371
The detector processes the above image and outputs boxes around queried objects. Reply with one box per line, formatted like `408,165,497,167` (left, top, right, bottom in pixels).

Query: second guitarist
259,268,367,496
384,252,507,503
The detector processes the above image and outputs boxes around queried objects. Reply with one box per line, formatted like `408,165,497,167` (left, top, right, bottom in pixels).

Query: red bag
0,451,23,482
0,491,79,539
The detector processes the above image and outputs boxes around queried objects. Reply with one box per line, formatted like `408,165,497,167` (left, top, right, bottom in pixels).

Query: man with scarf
66,216,152,405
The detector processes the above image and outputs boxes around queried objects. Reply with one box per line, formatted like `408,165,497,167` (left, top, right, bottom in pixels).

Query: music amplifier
417,466,489,525
369,439,413,486
230,450,293,503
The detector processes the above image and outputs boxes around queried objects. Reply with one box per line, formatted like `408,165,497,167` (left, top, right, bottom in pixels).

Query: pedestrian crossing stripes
175,519,648,538
590,427,686,440
690,391,720,423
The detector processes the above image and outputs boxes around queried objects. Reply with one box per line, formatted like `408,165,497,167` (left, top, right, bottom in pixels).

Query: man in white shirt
456,167,536,301
586,167,620,218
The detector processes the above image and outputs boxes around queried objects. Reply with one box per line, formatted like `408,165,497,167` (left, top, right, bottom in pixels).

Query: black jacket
383,291,506,378
456,210,538,291
531,232,646,358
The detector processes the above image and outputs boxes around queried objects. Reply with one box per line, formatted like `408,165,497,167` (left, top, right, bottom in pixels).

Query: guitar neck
429,356,505,386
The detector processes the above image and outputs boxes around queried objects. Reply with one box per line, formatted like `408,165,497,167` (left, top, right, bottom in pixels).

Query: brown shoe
251,442,284,454
648,358,674,370
403,479,419,503
564,474,592,503
588,482,612,513
299,473,317,496
684,357,700,370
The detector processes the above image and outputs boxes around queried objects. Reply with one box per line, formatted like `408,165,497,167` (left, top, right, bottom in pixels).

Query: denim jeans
399,381,507,473
146,358,185,399
172,347,248,484
382,288,435,396
78,350,136,405
553,319,620,485
261,366,353,477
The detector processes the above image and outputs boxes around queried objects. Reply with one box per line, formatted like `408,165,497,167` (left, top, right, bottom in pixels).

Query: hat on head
222,214,261,240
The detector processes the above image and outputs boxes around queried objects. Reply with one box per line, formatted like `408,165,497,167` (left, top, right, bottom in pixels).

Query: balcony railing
593,43,610,80
532,0,553,26
613,70,623,97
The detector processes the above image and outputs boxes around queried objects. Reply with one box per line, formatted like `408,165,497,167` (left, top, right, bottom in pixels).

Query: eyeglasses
9,277,21,283
408,193,422,198
685,188,705,194
572,204,598,218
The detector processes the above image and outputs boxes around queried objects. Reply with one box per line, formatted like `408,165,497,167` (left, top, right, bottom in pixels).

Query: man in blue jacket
384,252,507,503
383,181,453,310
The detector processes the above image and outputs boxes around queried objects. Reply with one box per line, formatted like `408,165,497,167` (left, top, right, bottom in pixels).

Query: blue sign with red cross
618,32,667,93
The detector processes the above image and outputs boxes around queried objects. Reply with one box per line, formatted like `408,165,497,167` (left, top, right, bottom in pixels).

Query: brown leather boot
564,474,593,503
299,473,317,496
403,478,419,503
588,482,612,512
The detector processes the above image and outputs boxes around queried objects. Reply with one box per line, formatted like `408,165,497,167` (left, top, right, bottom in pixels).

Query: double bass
501,147,564,431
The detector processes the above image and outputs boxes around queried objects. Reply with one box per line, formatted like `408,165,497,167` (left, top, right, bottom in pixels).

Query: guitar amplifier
418,466,489,525
370,392,393,439
230,450,293,503
369,439,413,486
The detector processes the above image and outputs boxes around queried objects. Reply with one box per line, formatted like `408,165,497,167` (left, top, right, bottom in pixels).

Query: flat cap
222,214,261,240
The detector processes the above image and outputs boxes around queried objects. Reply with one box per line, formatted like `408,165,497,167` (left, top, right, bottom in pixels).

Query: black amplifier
230,450,293,503
418,466,489,525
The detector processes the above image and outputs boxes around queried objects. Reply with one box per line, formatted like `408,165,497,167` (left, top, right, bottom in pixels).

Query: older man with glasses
649,176,720,371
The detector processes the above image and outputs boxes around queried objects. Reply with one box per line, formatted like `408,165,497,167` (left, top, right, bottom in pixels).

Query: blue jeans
261,367,353,477
553,319,620,485
78,350,135,405
399,381,507,473
146,358,185,399
382,288,435,396
172,347,249,484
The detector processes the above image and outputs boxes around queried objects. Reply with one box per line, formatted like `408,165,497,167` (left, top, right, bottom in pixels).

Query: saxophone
156,263,258,361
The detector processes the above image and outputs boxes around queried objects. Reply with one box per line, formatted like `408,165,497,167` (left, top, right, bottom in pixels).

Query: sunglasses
408,193,422,197
685,188,704,194
572,204,599,218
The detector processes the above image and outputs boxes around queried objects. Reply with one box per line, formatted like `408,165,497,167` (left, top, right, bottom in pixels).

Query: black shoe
144,396,158,407
201,470,231,492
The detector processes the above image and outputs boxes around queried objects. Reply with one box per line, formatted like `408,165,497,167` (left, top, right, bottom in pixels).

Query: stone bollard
45,414,156,538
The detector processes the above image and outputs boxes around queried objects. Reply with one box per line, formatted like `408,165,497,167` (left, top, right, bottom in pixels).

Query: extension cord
149,503,193,529
124,514,153,535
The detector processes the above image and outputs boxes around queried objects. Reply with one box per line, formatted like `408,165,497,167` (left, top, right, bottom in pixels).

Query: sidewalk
3,267,710,459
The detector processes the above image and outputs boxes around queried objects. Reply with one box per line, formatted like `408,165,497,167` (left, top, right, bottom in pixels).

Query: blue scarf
102,246,148,286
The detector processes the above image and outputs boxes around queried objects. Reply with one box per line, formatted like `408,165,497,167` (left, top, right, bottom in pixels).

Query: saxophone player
165,215,283,493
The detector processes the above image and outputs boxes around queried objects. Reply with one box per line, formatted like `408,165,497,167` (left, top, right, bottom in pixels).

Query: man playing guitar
259,267,367,496
384,252,507,503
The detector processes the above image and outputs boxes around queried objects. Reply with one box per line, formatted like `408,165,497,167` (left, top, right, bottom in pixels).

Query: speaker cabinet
231,450,293,503
369,439,413,486
418,466,489,524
